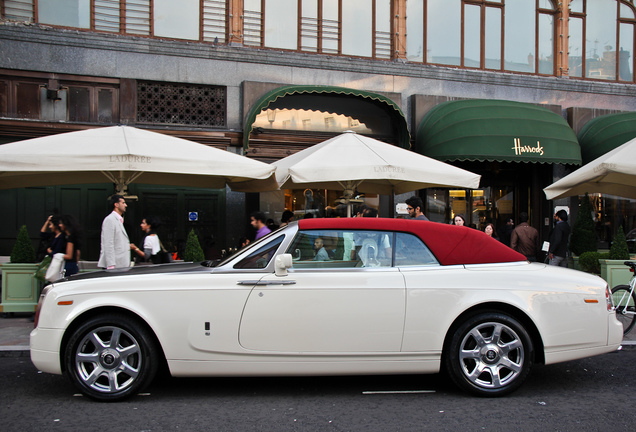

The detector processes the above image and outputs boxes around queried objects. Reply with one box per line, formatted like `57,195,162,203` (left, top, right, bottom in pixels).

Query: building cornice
0,23,634,97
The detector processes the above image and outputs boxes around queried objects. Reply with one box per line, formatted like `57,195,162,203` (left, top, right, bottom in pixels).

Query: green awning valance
415,99,581,165
243,85,410,150
578,111,636,164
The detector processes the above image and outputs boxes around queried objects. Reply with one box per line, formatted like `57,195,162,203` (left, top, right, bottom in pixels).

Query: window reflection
265,0,298,50
538,14,554,74
39,0,90,28
505,0,535,73
619,23,634,81
569,17,584,77
288,229,394,268
586,0,617,80
485,7,502,70
464,4,481,68
253,108,372,134
342,1,372,57
425,0,461,65
154,0,200,40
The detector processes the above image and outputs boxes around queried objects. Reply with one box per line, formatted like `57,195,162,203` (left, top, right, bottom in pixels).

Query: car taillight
606,285,613,311
33,285,51,328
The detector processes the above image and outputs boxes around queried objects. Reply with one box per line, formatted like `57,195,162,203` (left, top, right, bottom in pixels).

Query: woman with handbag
58,214,82,277
131,216,163,264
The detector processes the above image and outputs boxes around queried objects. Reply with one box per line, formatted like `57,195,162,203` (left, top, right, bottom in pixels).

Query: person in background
484,223,499,240
131,216,161,264
548,210,570,267
266,218,279,231
405,196,429,220
498,218,514,246
40,215,66,257
250,211,271,240
58,214,82,277
280,210,294,227
98,194,131,269
454,214,466,226
511,212,539,261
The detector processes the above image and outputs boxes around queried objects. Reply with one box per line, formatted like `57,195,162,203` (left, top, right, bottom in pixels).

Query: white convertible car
31,218,623,401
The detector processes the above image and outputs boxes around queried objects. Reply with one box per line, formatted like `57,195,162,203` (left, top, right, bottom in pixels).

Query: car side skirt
167,355,441,377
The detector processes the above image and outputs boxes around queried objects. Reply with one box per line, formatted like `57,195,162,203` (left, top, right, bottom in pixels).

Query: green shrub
578,251,610,274
10,225,37,263
569,193,597,255
609,226,630,260
184,229,205,262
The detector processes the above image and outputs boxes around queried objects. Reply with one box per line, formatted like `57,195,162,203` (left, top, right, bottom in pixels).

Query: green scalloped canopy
578,111,636,164
415,99,581,165
243,85,410,150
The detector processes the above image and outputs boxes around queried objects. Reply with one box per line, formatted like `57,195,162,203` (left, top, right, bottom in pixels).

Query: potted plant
1,225,40,314
600,226,634,288
184,229,205,262
569,193,597,270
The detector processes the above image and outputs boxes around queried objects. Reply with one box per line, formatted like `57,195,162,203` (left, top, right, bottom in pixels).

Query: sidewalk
1,313,634,358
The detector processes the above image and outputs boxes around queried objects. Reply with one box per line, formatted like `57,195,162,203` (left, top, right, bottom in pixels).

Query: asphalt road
1,348,635,432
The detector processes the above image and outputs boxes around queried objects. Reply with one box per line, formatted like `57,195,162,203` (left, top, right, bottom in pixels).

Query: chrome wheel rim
459,321,524,389
74,326,142,394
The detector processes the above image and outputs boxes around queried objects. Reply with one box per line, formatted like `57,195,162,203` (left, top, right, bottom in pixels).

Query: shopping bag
45,253,66,282
35,255,52,282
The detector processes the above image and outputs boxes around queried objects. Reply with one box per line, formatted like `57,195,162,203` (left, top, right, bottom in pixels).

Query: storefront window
449,189,468,224
591,194,636,249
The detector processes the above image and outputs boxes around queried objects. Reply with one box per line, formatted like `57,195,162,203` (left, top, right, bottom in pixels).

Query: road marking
362,390,435,395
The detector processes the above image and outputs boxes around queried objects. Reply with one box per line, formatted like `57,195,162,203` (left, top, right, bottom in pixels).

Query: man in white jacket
97,194,131,269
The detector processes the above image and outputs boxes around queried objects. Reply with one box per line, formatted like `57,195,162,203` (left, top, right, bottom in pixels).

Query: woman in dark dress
58,214,82,277
40,215,66,257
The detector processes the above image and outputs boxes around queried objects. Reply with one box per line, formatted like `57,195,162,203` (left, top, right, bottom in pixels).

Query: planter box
600,259,635,289
0,263,40,313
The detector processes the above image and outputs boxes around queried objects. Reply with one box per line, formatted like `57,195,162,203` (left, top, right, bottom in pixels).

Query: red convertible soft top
298,218,526,266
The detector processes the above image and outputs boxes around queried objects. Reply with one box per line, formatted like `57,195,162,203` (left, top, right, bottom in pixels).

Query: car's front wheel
64,314,159,401
445,312,533,397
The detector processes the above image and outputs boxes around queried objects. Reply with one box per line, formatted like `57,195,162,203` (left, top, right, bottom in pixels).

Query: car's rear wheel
611,285,636,334
445,312,533,397
64,314,159,401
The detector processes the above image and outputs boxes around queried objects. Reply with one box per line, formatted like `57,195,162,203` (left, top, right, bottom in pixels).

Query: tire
611,285,636,335
445,312,534,397
64,313,159,401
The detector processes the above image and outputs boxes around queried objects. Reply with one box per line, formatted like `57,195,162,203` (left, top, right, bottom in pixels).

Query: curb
0,346,30,357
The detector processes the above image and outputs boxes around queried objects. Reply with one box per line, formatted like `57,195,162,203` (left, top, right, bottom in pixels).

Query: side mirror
275,253,293,277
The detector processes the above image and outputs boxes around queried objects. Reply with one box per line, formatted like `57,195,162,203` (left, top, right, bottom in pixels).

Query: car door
238,229,406,353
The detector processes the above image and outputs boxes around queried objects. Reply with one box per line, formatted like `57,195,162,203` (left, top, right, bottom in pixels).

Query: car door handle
237,280,297,285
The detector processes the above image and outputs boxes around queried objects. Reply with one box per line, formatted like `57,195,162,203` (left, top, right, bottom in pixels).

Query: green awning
578,111,636,164
415,99,581,165
243,85,410,150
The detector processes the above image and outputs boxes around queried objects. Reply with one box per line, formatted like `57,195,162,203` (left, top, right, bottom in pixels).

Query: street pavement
1,311,635,357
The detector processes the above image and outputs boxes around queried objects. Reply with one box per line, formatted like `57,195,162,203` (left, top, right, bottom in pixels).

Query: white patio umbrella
544,137,636,200
0,126,277,194
240,130,480,215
